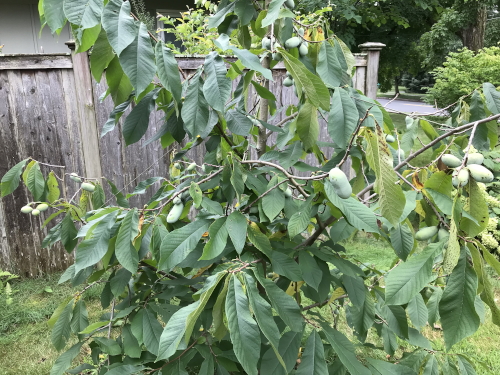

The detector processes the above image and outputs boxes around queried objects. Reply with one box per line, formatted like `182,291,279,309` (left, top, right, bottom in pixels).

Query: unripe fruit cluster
328,167,352,199
20,203,49,216
441,153,494,187
167,195,184,224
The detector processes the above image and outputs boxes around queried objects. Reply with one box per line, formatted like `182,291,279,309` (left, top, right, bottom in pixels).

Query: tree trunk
461,5,487,51
394,77,400,95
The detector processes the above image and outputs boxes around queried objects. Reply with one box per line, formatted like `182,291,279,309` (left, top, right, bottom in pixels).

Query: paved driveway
377,98,440,115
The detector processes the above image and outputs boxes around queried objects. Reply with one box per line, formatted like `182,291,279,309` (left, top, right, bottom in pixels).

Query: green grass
1,239,500,374
378,86,425,101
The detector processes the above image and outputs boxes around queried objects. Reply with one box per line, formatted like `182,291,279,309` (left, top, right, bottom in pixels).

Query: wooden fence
0,42,384,276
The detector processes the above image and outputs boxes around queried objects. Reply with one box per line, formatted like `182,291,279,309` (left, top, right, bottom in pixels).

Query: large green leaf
325,182,379,233
115,209,139,273
262,176,285,221
407,293,428,331
70,300,89,334
296,102,319,152
365,126,405,225
296,331,328,375
260,330,303,375
157,302,199,360
348,290,375,341
90,28,115,82
0,159,27,197
155,42,182,105
261,0,286,26
321,324,371,375
143,308,162,355
288,199,312,239
244,274,285,370
119,23,156,96
439,248,480,349
50,342,83,375
226,109,253,136
61,213,78,253
122,88,160,145
106,56,134,105
389,222,415,261
226,276,260,375
317,41,343,89
483,82,500,114
253,271,303,332
299,252,321,291
75,211,118,273
102,0,137,55
63,0,102,29
385,242,443,305
43,0,66,32
26,162,45,201
158,219,210,271
185,272,226,342
203,52,231,112
226,211,247,253
200,218,228,260
460,180,488,237
328,88,359,149
181,73,211,139
51,299,73,351
280,49,330,111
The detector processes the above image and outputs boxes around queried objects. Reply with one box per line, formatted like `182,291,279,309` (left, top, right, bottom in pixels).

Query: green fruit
283,77,293,87
284,188,292,198
249,206,259,214
69,173,82,183
36,203,49,212
468,164,494,183
81,182,95,192
299,43,308,57
386,135,395,143
173,196,182,205
285,37,301,49
438,228,449,242
457,168,469,186
173,163,181,170
272,52,283,61
298,27,304,36
285,0,295,9
262,37,271,50
452,170,460,188
328,167,352,199
167,203,184,224
21,206,33,214
286,71,292,78
415,226,438,241
187,163,196,171
397,149,405,160
31,209,41,216
441,154,461,168
466,153,484,165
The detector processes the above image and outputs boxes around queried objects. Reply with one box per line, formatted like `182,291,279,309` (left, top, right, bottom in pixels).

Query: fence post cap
358,42,386,51
65,40,76,51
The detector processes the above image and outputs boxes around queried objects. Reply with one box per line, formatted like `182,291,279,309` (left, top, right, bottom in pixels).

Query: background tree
2,0,500,374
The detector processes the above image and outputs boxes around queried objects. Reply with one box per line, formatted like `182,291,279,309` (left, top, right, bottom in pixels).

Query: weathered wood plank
0,54,73,70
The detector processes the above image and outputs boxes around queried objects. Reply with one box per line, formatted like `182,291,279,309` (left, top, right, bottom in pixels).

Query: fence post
65,41,103,181
358,42,385,100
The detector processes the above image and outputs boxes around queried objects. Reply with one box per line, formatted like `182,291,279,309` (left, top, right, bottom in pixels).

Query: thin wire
103,147,172,206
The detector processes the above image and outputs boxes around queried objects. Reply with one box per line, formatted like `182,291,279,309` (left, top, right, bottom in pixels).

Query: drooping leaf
155,41,182,105
262,176,285,221
260,330,303,375
159,219,211,271
317,41,343,89
226,211,247,254
328,87,359,149
261,0,286,26
226,276,260,375
182,73,211,139
43,0,66,32
90,28,115,82
389,222,414,261
115,209,140,273
50,342,83,375
63,0,102,29
122,88,160,145
61,214,78,253
51,299,74,351
27,162,45,201
142,308,163,355
385,242,443,305
102,0,137,56
280,49,330,111
483,82,500,114
440,248,480,349
407,293,428,331
365,126,405,225
367,358,416,375
460,179,488,238
296,102,319,152
200,218,228,260
119,23,156,96
203,52,231,112
295,330,328,375
321,324,371,375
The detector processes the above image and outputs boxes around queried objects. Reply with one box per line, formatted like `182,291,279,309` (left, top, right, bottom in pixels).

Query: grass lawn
377,86,425,101
1,237,499,374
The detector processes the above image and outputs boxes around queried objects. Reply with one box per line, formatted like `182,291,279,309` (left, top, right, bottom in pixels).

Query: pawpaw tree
2,0,500,373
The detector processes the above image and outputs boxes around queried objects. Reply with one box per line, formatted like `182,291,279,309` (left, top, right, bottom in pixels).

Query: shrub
426,46,500,107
